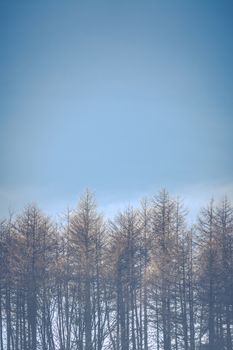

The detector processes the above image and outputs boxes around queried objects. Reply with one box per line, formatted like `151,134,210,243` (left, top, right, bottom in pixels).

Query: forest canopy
0,189,233,350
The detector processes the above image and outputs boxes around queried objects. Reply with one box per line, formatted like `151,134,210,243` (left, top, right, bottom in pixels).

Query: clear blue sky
0,0,233,218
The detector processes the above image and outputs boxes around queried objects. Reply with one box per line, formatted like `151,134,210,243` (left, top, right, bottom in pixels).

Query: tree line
0,189,233,350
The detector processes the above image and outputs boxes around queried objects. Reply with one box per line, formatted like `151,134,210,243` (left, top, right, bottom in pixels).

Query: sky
0,0,233,220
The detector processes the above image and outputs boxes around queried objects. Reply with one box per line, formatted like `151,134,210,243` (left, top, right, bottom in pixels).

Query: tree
0,189,232,350
70,190,105,350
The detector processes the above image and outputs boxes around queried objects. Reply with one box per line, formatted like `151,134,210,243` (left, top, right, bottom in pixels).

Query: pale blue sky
0,0,233,218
